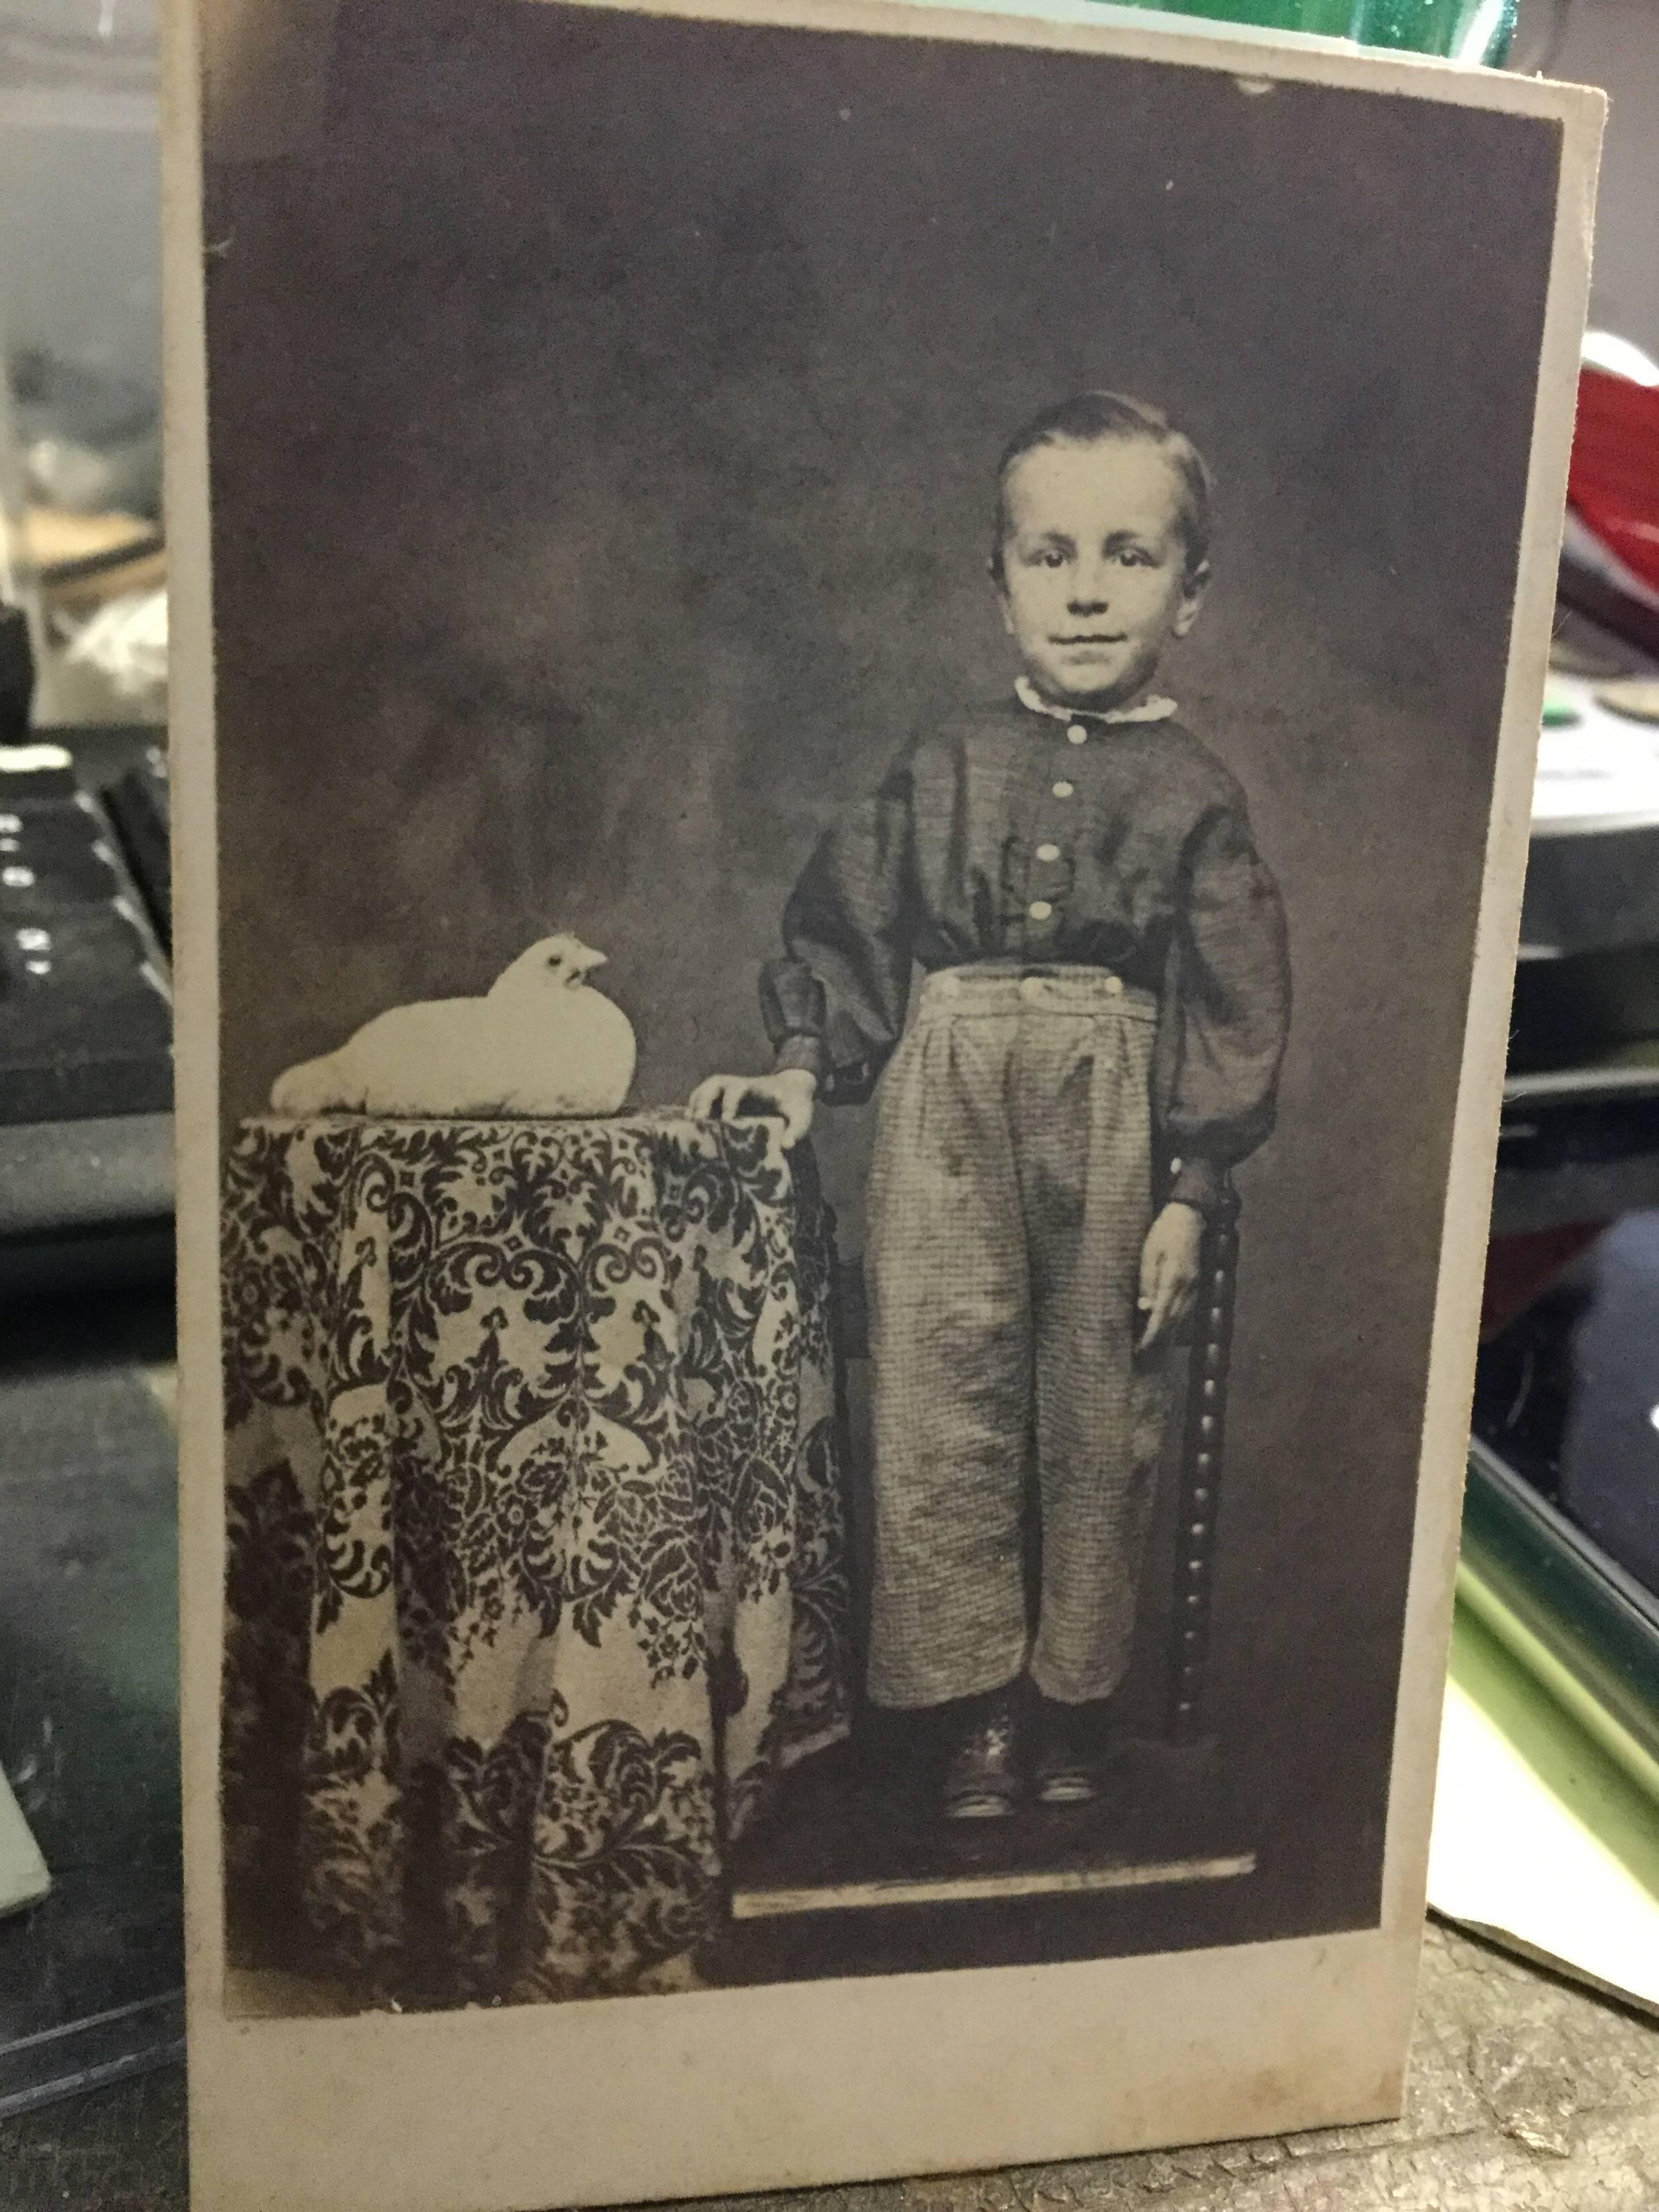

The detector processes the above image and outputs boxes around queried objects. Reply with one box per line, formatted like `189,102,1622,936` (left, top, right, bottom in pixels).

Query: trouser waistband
916,964,1157,1021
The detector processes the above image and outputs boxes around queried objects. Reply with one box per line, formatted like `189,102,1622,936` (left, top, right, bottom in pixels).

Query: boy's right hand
688,1069,818,1147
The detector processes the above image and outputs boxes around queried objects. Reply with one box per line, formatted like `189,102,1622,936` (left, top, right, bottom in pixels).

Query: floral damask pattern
221,1113,851,2007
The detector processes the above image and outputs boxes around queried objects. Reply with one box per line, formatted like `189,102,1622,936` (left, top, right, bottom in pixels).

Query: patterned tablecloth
220,1113,851,2007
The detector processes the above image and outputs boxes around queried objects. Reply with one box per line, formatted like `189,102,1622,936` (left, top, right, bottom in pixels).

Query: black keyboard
0,733,173,1296
0,744,171,1123
102,741,171,953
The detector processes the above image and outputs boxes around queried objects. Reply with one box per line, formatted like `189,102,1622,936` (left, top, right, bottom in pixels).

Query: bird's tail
270,1055,346,1116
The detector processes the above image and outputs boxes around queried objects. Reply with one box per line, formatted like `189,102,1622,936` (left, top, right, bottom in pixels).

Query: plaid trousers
864,966,1169,1708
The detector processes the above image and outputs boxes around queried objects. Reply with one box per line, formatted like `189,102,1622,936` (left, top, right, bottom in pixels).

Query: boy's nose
1067,562,1113,613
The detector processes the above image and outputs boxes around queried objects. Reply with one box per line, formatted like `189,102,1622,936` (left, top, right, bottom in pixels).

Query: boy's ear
1172,560,1210,638
990,558,1015,636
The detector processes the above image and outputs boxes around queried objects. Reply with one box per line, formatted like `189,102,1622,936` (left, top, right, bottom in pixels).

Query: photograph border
166,1,1603,2202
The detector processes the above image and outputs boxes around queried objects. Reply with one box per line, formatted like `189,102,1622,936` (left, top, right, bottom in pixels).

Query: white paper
0,1767,50,1921
1428,1604,1659,2015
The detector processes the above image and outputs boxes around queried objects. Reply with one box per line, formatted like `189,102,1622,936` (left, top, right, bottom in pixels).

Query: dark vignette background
207,0,1559,1958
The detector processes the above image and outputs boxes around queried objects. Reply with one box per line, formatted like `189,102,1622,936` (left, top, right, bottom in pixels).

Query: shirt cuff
1167,1155,1227,1214
772,1034,830,1085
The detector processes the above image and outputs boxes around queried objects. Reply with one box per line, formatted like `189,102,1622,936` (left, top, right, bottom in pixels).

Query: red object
1569,367,1659,598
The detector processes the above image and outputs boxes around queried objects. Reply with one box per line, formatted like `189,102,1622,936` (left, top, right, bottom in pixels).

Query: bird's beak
575,949,606,979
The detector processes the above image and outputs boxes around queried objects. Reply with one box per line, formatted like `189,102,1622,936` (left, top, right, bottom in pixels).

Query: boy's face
997,436,1206,710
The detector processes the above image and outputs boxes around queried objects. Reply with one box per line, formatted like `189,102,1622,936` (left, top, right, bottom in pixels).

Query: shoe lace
980,1708,1016,1759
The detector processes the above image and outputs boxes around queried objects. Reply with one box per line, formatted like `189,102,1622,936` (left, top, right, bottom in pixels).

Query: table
219,1112,851,2007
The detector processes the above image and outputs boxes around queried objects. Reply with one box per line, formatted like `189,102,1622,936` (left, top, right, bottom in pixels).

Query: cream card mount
165,1,1603,2205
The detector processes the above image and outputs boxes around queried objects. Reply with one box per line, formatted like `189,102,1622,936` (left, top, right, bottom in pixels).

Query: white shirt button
1105,975,1124,997
1028,900,1053,921
1036,842,1060,863
1019,975,1046,1003
1052,780,1074,800
1067,725,1088,745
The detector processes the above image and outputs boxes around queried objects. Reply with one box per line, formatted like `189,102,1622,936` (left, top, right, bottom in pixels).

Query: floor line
730,1851,1257,1919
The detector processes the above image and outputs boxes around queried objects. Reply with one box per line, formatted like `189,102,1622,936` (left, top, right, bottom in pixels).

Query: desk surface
5,1919,1658,2210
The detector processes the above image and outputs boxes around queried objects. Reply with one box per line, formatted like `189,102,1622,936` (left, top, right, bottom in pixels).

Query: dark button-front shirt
760,689,1291,1212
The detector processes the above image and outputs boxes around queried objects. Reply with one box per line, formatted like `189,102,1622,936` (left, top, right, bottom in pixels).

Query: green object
1542,690,1583,727
1099,0,1516,62
1462,1441,1659,1804
1458,1560,1659,1811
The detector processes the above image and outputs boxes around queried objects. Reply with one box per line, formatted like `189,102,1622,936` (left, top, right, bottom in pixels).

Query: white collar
1015,674,1178,726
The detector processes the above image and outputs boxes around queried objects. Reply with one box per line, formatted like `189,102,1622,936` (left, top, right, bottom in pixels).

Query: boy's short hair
991,391,1214,584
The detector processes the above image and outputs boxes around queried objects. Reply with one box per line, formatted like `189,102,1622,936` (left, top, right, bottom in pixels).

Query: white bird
268,935,636,1119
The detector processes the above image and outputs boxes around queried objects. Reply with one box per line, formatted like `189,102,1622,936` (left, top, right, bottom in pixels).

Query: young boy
692,392,1290,1820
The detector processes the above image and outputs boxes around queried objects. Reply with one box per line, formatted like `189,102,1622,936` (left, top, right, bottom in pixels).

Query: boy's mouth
1051,632,1127,646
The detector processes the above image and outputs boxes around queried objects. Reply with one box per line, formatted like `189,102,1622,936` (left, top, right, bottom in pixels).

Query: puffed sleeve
1158,798,1290,1213
760,755,918,1107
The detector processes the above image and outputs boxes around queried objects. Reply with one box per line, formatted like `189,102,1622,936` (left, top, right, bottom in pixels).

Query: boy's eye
1033,549,1067,569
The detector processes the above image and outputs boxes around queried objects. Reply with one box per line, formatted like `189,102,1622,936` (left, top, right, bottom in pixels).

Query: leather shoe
1033,1701,1103,1806
941,1694,1021,1820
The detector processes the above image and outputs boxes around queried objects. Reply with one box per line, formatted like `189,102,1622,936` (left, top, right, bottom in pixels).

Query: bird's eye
546,954,562,968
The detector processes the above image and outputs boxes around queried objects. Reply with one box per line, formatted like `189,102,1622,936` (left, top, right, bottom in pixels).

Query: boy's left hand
1137,1202,1204,1353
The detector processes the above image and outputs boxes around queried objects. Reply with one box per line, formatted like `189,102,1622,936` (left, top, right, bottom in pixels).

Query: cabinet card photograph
167,0,1600,2203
